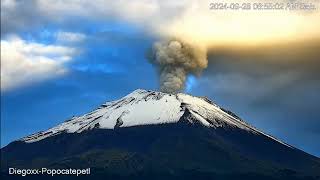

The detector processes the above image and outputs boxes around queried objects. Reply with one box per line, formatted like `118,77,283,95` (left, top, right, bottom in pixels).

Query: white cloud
1,0,189,35
2,0,319,45
1,0,319,91
1,36,77,91
56,31,86,43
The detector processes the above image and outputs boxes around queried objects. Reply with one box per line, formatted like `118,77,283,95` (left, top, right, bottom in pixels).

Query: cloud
3,0,319,43
56,31,86,43
1,0,183,36
1,36,77,91
199,40,320,103
3,0,319,94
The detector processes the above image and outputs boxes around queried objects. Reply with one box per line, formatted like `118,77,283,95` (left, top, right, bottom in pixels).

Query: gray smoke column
147,40,208,93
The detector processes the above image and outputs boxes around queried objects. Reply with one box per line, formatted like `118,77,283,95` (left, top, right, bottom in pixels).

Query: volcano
1,89,320,180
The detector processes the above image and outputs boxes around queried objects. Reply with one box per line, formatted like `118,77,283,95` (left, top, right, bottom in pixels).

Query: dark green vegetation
1,116,320,180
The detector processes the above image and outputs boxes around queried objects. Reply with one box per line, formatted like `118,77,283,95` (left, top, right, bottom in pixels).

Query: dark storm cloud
189,40,320,156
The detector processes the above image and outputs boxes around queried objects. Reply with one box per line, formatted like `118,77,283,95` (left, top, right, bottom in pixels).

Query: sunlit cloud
1,36,77,91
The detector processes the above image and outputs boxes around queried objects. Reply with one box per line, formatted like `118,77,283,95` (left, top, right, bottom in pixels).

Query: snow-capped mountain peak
20,89,290,147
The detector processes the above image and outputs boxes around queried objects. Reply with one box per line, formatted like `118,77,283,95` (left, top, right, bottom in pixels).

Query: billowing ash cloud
147,40,207,93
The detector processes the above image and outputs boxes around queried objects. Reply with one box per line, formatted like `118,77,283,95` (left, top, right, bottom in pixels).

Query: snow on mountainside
20,89,291,147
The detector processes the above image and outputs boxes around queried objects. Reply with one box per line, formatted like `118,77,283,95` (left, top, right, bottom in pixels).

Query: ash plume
147,40,207,93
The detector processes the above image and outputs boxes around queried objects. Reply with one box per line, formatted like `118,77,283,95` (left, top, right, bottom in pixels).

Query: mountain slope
17,89,289,145
1,89,320,180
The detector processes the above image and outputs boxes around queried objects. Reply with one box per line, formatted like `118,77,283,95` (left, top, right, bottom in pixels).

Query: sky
1,0,320,157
